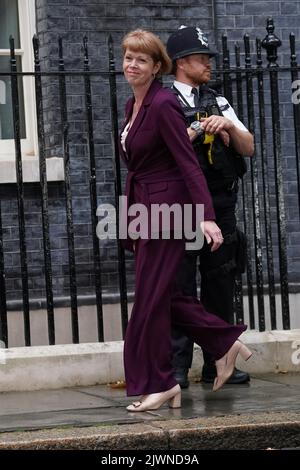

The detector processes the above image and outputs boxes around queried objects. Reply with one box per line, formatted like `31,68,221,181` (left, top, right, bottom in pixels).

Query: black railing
108,34,129,337
0,18,299,347
58,37,79,344
32,35,56,345
256,37,277,330
10,37,31,345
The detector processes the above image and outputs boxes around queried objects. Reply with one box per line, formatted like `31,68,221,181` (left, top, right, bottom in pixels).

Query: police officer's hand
200,221,224,252
200,115,234,136
201,115,254,155
219,129,230,147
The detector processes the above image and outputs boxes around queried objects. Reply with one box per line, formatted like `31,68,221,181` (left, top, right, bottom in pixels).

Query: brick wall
33,0,214,302
213,1,300,282
215,1,300,63
2,0,300,306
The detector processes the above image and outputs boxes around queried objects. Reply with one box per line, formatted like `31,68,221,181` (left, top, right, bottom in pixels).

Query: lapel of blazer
119,97,134,162
125,79,162,158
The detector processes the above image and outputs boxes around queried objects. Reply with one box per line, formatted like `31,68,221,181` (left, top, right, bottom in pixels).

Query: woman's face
123,48,160,87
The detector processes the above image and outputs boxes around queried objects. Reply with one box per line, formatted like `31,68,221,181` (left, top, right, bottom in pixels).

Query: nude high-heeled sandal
213,340,252,392
126,384,181,412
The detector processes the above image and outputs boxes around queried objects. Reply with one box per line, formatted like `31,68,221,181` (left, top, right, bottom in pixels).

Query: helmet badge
196,28,208,47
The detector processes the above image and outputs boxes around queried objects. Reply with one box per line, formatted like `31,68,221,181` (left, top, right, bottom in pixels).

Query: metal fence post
108,35,128,336
32,35,55,344
262,18,290,329
244,34,265,331
256,37,277,329
58,37,79,343
234,42,246,325
83,36,104,342
221,34,233,104
10,36,31,344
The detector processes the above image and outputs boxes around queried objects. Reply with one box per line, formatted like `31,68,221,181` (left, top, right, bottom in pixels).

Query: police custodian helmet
166,26,216,61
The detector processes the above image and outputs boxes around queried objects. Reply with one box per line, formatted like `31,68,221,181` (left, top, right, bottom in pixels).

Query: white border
0,0,37,157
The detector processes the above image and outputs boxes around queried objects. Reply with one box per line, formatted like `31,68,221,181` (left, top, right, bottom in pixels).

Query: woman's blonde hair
122,29,172,75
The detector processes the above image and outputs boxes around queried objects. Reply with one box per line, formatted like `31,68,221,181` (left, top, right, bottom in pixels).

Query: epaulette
200,84,218,96
219,103,230,112
202,85,231,112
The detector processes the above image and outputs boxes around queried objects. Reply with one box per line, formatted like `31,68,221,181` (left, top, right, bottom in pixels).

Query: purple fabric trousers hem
124,238,247,397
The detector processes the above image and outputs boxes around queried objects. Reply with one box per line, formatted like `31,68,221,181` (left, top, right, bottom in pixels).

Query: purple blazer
119,79,215,250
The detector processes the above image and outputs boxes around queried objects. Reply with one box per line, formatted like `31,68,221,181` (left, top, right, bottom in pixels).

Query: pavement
0,372,300,450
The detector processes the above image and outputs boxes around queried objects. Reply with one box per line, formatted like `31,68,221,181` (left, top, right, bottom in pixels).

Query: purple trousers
124,238,247,396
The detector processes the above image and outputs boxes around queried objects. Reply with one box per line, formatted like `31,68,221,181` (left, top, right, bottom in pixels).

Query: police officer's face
178,54,212,85
123,48,161,88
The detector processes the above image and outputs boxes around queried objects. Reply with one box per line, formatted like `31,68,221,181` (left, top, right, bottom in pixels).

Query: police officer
167,26,254,388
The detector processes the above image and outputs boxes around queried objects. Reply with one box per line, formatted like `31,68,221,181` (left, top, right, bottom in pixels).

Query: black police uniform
166,26,249,386
171,85,249,386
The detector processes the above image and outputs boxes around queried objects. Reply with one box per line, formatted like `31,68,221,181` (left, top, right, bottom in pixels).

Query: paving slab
0,373,299,449
0,388,113,415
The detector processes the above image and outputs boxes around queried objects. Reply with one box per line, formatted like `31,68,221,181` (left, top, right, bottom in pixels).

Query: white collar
173,81,199,99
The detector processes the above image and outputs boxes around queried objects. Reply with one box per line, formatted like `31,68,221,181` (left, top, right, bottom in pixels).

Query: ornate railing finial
261,18,281,67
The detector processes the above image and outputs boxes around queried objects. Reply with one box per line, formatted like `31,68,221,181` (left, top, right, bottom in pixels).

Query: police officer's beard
185,70,210,86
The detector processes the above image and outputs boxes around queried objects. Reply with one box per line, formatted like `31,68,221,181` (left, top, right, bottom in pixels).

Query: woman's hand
187,126,198,142
200,220,224,252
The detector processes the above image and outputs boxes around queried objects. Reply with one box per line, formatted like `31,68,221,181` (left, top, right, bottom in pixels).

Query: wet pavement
0,373,299,433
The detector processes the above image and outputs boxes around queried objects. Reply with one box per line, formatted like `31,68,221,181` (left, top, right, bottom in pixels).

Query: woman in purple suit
119,30,252,412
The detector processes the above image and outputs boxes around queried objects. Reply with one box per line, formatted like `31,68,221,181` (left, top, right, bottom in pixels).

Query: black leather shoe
201,364,250,384
174,368,190,389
